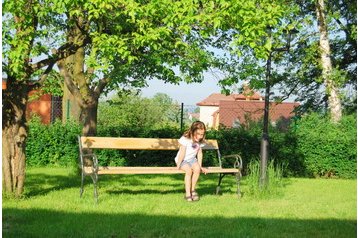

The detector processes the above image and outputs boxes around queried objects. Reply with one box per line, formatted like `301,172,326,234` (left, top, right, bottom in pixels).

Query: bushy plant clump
206,120,303,177
295,113,356,178
26,117,81,167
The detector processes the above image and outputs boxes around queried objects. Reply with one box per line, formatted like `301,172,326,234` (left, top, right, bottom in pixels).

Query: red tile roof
218,100,299,127
196,92,263,106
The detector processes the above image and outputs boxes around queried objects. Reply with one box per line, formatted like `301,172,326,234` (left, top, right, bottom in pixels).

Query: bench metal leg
80,170,85,197
216,173,226,195
235,171,242,198
90,173,99,203
216,172,242,198
80,171,99,203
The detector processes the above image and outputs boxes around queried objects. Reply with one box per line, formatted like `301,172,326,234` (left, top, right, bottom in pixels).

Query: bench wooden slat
80,137,219,150
84,166,238,175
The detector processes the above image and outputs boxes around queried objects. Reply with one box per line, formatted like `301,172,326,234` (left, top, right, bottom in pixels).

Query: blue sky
141,74,224,106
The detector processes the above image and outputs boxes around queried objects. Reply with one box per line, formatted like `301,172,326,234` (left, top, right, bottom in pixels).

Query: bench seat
84,166,239,175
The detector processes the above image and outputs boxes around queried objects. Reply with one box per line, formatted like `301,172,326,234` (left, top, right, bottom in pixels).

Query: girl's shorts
180,158,198,168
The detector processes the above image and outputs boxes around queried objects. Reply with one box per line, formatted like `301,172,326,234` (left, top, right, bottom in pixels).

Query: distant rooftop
196,92,263,106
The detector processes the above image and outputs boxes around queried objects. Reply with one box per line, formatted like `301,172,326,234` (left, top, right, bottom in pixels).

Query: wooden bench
78,136,243,202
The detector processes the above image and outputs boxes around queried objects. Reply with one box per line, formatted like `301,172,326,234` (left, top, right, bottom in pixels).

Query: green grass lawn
2,167,357,238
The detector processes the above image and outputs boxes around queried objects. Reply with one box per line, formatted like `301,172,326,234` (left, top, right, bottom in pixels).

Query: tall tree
2,0,80,196
57,0,215,137
273,0,356,119
316,0,342,122
202,0,300,187
326,0,356,114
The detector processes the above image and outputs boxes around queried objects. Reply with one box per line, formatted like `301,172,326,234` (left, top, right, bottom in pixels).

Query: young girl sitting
175,121,208,202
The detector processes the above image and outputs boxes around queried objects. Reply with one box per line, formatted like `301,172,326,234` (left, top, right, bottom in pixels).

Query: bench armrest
221,154,243,170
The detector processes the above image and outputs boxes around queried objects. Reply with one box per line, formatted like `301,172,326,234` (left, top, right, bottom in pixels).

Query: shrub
206,121,302,176
26,117,81,167
295,113,356,178
26,112,356,179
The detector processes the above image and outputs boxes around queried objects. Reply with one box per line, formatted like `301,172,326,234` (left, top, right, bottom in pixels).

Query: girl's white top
174,136,205,164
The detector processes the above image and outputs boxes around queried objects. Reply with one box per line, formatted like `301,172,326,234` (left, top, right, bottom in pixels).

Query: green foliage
67,0,219,98
273,0,356,116
41,70,63,97
26,117,81,167
295,113,357,178
96,92,183,166
205,114,356,179
26,112,355,179
3,0,67,80
206,0,300,94
98,92,181,129
206,125,261,168
206,120,302,177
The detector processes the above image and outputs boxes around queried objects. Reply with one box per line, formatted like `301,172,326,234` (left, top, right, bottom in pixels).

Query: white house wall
199,106,218,128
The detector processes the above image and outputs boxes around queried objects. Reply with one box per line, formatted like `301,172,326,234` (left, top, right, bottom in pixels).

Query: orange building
26,91,62,124
2,80,62,124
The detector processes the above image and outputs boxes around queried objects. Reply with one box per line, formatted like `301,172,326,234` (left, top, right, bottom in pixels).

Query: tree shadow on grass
101,173,237,196
23,171,80,198
3,208,356,238
23,170,241,199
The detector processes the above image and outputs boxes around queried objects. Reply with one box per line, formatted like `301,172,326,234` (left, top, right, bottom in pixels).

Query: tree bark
58,47,100,137
316,0,342,122
80,102,98,136
2,79,29,196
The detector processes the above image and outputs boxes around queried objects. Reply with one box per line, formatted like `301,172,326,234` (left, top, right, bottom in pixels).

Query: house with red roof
196,88,299,129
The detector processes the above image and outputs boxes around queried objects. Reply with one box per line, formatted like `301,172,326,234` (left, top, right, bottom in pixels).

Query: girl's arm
176,145,186,169
197,148,208,174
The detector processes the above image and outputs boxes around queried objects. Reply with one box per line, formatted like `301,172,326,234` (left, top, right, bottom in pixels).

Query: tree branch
57,58,85,107
94,77,110,97
30,42,86,73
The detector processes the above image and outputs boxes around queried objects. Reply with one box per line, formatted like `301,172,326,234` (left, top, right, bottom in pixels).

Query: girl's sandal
191,191,200,201
184,196,193,202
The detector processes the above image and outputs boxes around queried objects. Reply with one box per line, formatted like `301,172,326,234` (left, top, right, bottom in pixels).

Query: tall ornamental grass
244,159,285,198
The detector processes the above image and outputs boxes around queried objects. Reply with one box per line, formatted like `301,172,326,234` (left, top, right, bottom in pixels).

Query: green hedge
205,121,304,177
295,113,356,178
26,117,81,167
25,114,356,178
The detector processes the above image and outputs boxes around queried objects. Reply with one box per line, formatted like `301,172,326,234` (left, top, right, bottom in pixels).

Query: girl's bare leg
191,162,201,193
180,164,193,197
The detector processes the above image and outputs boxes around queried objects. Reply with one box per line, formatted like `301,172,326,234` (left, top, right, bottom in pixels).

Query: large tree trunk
316,0,342,122
58,48,99,137
80,100,98,136
2,79,29,196
57,14,99,137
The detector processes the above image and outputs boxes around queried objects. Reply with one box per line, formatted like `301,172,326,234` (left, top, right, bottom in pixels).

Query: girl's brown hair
183,121,206,143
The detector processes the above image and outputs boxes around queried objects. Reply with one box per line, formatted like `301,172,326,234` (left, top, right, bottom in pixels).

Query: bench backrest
79,136,219,151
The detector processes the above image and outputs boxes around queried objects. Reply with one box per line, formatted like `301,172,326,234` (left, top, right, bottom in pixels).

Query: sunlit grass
3,167,357,238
